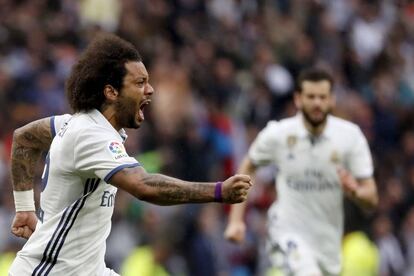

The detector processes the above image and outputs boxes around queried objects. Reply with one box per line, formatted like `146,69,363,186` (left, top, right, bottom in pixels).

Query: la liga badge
108,141,128,160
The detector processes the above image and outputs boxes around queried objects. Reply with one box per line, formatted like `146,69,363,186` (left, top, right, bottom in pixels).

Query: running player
9,34,252,276
224,68,378,275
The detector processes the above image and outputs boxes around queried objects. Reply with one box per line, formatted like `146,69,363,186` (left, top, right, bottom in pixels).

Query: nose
312,97,323,107
145,83,154,95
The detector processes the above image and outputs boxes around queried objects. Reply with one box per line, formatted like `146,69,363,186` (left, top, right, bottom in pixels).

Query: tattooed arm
109,166,252,205
11,117,53,239
11,118,53,191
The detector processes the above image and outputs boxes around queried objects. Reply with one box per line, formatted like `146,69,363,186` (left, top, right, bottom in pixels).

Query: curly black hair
66,33,142,112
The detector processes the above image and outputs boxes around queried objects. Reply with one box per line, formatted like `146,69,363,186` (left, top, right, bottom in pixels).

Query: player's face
116,61,154,129
294,80,334,127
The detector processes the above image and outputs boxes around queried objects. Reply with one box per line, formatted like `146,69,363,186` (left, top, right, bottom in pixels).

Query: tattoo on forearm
11,118,52,191
142,174,214,203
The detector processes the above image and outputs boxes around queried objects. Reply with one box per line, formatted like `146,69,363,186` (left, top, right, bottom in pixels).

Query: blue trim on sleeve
50,116,56,137
104,163,141,183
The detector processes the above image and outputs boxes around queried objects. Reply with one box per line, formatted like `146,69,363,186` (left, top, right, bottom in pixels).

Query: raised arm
11,117,54,239
224,156,258,243
109,166,252,205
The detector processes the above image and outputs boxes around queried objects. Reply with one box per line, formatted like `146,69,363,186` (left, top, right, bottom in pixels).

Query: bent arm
228,157,258,223
10,117,54,238
353,177,378,212
109,166,251,205
11,117,53,191
339,167,378,212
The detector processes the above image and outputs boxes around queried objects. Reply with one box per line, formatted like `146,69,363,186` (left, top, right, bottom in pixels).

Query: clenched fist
224,220,246,244
221,174,252,204
11,211,38,239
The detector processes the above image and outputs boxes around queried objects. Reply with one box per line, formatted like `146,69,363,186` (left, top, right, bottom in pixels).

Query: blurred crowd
0,0,414,275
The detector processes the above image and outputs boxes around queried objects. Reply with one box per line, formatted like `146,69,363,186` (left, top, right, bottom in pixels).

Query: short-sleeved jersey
249,113,373,275
9,109,140,276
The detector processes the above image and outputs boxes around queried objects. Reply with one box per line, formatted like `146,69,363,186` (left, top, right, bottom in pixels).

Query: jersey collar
87,109,128,143
296,112,333,140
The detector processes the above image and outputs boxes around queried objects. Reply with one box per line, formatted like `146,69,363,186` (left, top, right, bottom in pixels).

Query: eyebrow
135,76,149,82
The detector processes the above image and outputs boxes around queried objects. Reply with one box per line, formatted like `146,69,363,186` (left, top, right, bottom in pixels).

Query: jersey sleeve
73,126,140,182
347,127,373,179
50,114,72,138
248,121,279,166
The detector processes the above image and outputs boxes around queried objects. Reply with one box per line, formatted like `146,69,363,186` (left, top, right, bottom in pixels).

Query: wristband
214,181,223,202
13,190,35,212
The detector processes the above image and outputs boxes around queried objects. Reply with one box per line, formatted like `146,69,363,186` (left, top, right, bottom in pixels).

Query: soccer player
224,68,378,276
9,34,252,276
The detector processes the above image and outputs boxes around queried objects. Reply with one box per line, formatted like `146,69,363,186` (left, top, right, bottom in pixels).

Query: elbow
370,193,379,210
369,185,380,210
362,194,379,213
12,127,24,142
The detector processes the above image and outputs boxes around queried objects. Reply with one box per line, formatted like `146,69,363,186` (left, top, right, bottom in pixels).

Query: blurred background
0,0,414,275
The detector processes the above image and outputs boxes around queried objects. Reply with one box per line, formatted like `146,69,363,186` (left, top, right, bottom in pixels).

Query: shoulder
328,116,362,134
261,116,298,131
279,116,300,129
264,116,302,137
255,117,299,143
327,116,367,143
69,114,120,142
258,120,282,139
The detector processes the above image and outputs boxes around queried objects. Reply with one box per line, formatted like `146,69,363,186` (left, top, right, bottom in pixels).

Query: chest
276,135,348,171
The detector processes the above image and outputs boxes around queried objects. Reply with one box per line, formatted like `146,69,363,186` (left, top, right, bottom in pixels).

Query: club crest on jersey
108,141,128,160
330,150,340,164
287,135,297,148
287,135,297,159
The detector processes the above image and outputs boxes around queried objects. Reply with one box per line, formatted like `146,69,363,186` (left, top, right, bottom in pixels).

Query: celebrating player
9,33,252,276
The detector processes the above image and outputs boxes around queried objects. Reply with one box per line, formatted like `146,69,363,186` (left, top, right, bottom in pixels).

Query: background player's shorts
266,233,323,276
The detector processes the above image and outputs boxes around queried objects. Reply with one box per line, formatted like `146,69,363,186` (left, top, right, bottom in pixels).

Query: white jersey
9,109,140,276
249,113,373,274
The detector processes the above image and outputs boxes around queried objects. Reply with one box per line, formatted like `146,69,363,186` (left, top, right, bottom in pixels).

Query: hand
221,174,252,204
11,211,38,239
337,167,358,198
224,220,246,244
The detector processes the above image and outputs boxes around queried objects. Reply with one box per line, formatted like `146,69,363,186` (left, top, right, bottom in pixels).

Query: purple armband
214,181,223,202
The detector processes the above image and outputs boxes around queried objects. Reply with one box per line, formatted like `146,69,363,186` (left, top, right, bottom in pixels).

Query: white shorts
266,233,323,276
103,268,120,276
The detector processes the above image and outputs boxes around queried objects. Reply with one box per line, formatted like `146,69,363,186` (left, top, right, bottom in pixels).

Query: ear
294,92,302,109
103,85,119,102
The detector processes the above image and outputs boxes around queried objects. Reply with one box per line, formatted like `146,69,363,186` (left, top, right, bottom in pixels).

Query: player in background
9,33,252,276
224,68,378,276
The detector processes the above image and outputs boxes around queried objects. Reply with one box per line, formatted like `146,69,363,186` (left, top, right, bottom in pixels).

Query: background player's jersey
10,109,140,276
249,113,373,274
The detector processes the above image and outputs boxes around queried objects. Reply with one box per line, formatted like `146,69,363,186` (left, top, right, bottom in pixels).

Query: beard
302,107,330,128
114,97,140,129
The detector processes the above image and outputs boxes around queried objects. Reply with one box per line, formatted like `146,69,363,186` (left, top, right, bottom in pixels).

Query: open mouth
138,99,151,121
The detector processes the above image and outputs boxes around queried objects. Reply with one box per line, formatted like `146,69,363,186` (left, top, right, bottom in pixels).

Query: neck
101,105,121,131
302,117,326,136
